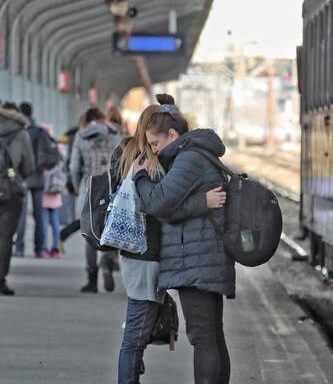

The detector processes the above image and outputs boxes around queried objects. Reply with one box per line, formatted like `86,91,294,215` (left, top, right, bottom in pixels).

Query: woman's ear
168,128,179,140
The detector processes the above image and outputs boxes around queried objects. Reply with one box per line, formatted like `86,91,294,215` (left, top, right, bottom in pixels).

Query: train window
309,20,315,110
315,15,320,109
325,7,330,107
331,3,333,104
308,21,314,111
319,12,326,107
303,23,309,111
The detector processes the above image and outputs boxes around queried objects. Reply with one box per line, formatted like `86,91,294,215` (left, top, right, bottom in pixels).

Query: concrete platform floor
1,232,333,384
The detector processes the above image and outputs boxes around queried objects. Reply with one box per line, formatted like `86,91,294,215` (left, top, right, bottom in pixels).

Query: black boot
100,255,115,292
80,267,98,293
0,283,15,296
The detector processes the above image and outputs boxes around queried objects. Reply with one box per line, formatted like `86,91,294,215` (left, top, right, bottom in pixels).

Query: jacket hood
160,128,226,160
0,106,29,136
81,121,109,139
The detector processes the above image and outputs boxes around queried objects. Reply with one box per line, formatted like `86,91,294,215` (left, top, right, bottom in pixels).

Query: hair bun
155,94,175,105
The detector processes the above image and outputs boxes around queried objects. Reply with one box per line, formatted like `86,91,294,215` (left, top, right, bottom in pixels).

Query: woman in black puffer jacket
112,105,225,384
133,94,234,384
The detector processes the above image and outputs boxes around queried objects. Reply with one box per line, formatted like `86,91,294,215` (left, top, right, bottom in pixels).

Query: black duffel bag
80,170,116,251
187,147,283,267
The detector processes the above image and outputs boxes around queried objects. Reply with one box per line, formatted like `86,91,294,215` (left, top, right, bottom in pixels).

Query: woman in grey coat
70,107,120,293
133,94,234,384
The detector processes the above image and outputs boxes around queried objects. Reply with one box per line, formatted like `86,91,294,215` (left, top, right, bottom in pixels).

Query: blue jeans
118,298,160,384
15,189,44,254
42,208,60,251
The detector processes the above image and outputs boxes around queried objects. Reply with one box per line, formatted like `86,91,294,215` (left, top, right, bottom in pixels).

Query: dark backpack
150,292,179,351
189,147,283,267
80,170,115,251
37,131,60,170
0,132,27,202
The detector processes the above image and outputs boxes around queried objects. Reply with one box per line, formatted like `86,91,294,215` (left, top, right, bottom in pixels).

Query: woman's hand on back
133,155,148,177
206,187,226,209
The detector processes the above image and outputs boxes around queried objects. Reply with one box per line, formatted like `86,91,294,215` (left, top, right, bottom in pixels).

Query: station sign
113,33,184,55
58,70,71,93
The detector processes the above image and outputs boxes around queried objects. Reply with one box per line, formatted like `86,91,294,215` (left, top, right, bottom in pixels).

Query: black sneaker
0,284,15,296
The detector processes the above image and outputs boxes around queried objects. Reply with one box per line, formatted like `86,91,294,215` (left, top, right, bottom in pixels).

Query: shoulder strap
182,146,242,179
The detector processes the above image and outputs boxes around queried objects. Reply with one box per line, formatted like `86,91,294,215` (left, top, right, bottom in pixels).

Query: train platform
1,229,333,383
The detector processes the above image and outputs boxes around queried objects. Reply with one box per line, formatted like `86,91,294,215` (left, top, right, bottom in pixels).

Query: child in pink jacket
41,124,64,259
42,183,62,258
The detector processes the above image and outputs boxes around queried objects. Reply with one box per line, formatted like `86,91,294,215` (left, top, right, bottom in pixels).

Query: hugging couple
112,93,235,384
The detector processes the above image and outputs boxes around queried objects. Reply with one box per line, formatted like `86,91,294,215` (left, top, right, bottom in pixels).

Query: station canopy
0,0,213,98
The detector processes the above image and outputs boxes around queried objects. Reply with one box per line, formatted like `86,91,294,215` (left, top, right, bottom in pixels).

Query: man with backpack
0,102,35,295
70,107,120,293
14,102,60,258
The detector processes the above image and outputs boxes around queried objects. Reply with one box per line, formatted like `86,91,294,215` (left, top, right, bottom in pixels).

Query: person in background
41,124,64,259
0,102,35,295
14,102,45,258
106,105,129,138
70,107,119,293
58,125,78,224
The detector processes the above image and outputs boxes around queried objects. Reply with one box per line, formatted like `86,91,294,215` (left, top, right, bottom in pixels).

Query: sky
193,0,304,62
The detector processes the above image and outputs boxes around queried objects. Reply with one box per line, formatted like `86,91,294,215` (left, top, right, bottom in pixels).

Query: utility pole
266,61,275,149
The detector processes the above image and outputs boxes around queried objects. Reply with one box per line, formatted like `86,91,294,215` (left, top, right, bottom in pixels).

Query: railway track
238,147,300,172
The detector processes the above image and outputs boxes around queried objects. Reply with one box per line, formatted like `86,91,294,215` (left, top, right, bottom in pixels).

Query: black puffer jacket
135,129,235,297
111,138,208,262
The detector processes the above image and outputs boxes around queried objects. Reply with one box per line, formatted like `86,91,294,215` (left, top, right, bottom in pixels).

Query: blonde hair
106,105,123,125
119,104,165,181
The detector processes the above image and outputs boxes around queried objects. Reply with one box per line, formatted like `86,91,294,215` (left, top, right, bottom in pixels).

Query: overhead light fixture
127,7,138,18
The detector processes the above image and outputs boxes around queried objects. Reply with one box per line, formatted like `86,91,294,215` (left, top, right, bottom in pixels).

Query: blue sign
113,33,184,54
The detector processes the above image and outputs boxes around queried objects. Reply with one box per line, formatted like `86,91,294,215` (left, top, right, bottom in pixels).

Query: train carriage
298,0,333,278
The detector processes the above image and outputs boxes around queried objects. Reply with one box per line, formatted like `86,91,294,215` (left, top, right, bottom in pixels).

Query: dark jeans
0,197,23,285
118,298,160,384
178,287,230,384
16,189,44,254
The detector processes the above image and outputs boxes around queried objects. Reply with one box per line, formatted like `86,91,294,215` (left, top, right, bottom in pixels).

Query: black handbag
150,293,179,351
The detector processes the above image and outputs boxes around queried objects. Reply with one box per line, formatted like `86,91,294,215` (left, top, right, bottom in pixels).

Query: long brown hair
146,94,188,135
119,104,164,181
